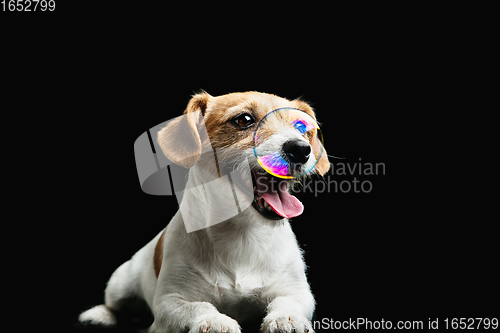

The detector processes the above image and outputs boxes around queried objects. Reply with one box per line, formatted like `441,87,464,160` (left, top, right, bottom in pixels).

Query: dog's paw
78,305,117,327
261,313,314,333
189,313,241,333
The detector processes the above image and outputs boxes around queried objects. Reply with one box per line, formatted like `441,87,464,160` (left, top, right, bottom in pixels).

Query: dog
79,91,330,332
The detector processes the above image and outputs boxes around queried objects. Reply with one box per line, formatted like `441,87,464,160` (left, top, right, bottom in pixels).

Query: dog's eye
233,114,255,129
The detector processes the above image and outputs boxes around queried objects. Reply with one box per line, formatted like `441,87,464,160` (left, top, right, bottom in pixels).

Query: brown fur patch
315,147,330,175
154,230,165,278
291,98,316,119
204,92,294,150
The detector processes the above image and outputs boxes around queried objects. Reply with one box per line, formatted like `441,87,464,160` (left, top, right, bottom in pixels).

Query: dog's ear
310,125,330,176
292,99,331,176
315,147,330,176
157,92,211,168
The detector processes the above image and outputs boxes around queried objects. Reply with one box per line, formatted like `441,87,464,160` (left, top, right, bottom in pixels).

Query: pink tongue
255,172,304,218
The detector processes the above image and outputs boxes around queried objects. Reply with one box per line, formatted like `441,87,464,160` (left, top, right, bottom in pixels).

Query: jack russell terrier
79,91,330,333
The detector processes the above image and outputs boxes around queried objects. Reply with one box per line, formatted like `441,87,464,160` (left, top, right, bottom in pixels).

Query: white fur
79,162,315,332
78,304,117,326
80,93,318,333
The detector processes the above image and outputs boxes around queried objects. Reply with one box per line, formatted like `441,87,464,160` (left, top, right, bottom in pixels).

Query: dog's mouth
250,170,303,220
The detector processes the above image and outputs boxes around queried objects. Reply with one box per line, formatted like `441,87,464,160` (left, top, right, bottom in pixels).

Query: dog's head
158,91,329,221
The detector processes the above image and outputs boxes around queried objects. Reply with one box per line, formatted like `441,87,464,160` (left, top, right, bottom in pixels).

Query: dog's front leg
261,295,315,333
149,294,241,333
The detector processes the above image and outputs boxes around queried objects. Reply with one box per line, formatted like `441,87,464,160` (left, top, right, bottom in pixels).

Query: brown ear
157,92,211,168
293,99,331,176
315,147,330,176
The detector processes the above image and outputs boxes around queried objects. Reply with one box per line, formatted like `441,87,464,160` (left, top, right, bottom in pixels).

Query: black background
2,3,497,332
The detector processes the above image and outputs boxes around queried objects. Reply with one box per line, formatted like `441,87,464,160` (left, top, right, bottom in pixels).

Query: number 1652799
2,0,56,11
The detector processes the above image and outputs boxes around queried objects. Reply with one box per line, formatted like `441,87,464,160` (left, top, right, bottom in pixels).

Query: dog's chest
213,266,269,296
207,229,283,296
212,268,269,321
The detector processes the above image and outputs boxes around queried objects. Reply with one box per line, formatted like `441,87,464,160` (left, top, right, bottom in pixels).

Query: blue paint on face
293,119,307,134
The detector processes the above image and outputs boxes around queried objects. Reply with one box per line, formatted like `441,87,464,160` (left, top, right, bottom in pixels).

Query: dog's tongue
255,172,304,219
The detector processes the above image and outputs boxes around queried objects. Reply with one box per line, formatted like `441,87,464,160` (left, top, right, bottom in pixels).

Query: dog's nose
283,140,311,164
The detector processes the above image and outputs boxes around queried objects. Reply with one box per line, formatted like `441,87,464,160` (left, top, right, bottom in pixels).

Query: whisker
327,154,346,159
